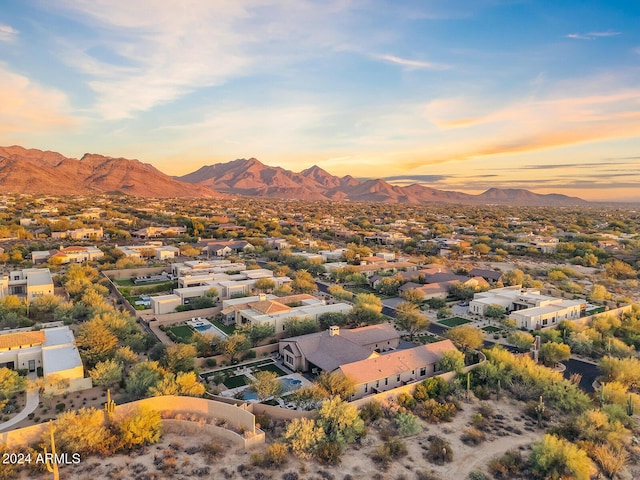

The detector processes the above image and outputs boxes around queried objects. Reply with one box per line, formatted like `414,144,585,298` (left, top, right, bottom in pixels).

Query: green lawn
169,325,194,342
438,317,473,328
253,363,288,377
223,375,250,389
114,278,135,286
200,358,275,379
482,326,502,333
586,306,606,315
212,319,236,335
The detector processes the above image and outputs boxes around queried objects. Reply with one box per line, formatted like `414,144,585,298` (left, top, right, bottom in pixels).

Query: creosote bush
424,436,453,465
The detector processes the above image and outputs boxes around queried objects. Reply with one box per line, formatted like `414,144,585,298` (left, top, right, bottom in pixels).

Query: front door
28,360,35,372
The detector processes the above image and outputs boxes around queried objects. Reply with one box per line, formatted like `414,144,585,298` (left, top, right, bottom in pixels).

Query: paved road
563,358,599,393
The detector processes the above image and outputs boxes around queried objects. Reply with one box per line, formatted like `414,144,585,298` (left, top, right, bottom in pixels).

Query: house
51,228,104,240
235,295,352,333
116,243,179,260
132,226,187,238
468,268,503,284
198,239,254,257
0,268,54,300
278,323,400,373
338,340,459,400
0,326,92,393
469,286,586,329
44,246,104,264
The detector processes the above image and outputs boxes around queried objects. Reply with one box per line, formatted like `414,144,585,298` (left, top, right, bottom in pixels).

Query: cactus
627,394,634,417
44,420,60,480
535,396,545,428
104,388,116,420
496,379,501,401
466,373,471,401
600,385,607,407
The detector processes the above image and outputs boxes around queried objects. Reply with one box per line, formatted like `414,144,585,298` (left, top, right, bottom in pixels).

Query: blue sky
1,0,639,201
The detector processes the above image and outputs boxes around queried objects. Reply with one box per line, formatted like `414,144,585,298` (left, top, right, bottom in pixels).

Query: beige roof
274,294,316,305
248,300,292,315
281,330,378,372
0,331,46,350
341,323,399,347
338,340,458,385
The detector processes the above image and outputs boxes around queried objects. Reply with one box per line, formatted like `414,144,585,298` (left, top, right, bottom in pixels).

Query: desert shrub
206,358,217,367
315,440,343,465
488,450,525,479
524,400,552,422
396,412,422,436
415,471,442,480
360,401,384,423
371,437,408,470
282,473,299,480
472,385,491,400
424,437,453,465
468,472,490,480
202,440,224,460
414,377,450,401
252,443,288,468
477,403,494,418
397,392,417,410
470,413,488,429
460,428,485,446
415,399,457,423
590,444,629,479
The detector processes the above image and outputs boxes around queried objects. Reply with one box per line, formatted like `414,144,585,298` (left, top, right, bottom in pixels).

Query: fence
0,395,264,450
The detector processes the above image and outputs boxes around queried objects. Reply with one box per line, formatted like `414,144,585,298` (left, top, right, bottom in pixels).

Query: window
385,378,388,386
396,374,401,382
375,380,379,388
364,384,368,393
420,367,426,376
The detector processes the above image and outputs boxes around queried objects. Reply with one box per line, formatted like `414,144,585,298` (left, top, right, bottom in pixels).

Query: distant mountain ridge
0,146,221,198
0,146,588,205
178,157,588,206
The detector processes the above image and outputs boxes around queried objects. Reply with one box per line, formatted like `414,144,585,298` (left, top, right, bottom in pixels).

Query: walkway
0,382,40,432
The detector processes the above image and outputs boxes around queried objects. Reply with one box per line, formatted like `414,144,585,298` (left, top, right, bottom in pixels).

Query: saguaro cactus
44,420,59,480
496,379,502,401
104,388,116,420
535,396,545,428
627,394,634,417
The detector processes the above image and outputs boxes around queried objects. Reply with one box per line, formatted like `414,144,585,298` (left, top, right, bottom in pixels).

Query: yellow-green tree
445,325,484,352
529,434,595,480
0,368,27,411
76,319,119,367
284,417,325,459
117,406,163,450
52,407,115,455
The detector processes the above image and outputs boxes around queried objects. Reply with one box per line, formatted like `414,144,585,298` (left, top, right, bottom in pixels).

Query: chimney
329,325,339,336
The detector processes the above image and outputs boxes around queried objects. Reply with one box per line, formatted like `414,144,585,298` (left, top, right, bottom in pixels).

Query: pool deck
219,372,311,402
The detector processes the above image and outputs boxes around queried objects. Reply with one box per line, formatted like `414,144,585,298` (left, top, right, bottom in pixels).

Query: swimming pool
280,377,303,391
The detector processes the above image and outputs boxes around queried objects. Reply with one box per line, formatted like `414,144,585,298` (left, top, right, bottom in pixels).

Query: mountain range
0,146,588,206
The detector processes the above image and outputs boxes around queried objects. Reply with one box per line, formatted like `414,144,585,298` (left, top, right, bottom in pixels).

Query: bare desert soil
11,395,553,480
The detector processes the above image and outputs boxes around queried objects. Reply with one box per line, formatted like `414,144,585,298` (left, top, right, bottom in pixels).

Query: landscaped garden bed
438,316,473,327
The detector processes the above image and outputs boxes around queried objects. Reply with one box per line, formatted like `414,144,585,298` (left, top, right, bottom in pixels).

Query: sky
1,0,639,201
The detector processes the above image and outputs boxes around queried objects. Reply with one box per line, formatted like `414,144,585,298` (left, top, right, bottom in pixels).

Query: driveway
0,384,39,432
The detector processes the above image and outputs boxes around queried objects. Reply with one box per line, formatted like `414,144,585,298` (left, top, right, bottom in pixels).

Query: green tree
150,371,205,397
445,325,484,352
117,406,163,450
436,350,465,373
53,407,115,455
318,312,348,330
395,302,429,340
508,332,535,352
484,304,506,319
284,417,325,459
76,319,119,367
126,361,165,399
189,331,219,357
317,396,365,446
327,285,353,301
250,371,285,401
400,288,425,303
254,278,276,293
88,359,123,388
291,270,316,294
283,317,319,337
220,333,251,363
436,306,453,319
354,293,383,313
165,343,197,373
529,434,594,480
539,342,571,367
314,371,355,401
348,306,385,326
243,323,275,346
0,368,27,411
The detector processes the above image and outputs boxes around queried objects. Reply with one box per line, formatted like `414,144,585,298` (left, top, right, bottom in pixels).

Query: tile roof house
279,323,400,373
338,339,459,399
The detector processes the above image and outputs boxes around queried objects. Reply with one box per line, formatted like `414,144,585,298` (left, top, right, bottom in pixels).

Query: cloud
0,65,77,133
372,54,448,70
565,31,622,40
0,23,18,42
49,0,360,119
383,174,449,182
